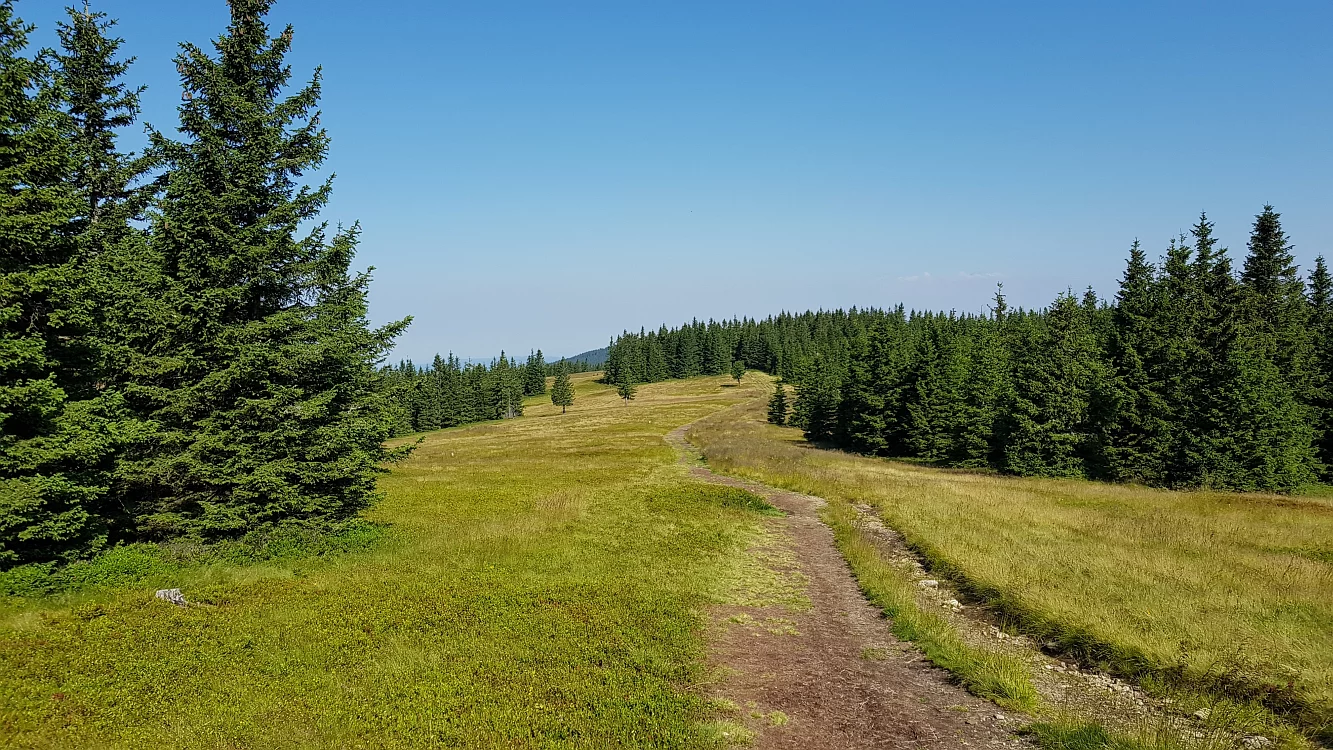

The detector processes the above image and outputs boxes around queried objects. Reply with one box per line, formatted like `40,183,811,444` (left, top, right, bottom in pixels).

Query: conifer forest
3,1,1332,748
603,210,1333,492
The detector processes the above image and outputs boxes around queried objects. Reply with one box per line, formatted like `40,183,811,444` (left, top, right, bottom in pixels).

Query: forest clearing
3,373,1328,748
4,1,1331,747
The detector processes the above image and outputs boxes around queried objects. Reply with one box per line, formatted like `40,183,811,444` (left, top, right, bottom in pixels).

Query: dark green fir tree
1002,293,1107,478
0,0,118,567
616,376,637,403
767,381,788,425
1309,257,1333,476
1099,240,1170,483
128,0,410,540
731,359,746,383
1242,206,1312,394
523,349,547,396
550,361,574,413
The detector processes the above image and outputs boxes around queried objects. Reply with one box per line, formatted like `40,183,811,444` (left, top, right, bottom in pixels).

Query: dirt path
667,425,1030,749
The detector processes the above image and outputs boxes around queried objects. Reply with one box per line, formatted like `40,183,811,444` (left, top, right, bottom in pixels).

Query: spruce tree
1309,257,1333,476
128,0,409,540
51,3,164,438
905,322,969,462
0,2,150,566
731,359,746,383
1100,240,1170,483
1186,219,1243,486
616,376,637,403
1241,206,1312,393
1208,322,1315,490
835,329,887,453
550,361,574,413
52,7,153,241
0,1,116,567
795,356,841,443
523,349,547,396
767,381,788,425
1002,293,1107,478
646,335,668,381
706,325,731,375
950,322,1008,467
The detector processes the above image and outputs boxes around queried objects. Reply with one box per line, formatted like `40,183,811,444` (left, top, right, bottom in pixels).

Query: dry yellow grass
688,394,1333,740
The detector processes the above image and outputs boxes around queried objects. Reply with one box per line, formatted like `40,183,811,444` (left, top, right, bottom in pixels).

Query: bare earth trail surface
666,424,1030,749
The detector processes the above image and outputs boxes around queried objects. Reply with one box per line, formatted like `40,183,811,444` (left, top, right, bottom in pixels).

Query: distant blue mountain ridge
562,346,608,367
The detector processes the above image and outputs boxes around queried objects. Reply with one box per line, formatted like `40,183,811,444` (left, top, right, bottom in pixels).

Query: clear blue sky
23,0,1333,362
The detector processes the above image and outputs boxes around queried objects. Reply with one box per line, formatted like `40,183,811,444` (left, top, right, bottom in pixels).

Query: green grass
0,372,777,748
687,394,1333,742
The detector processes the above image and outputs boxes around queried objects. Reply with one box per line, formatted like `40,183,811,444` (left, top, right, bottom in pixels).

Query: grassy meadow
688,395,1333,741
0,372,777,749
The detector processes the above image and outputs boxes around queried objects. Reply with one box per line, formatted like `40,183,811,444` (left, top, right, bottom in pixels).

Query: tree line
1,0,406,571
380,351,584,434
601,311,879,387
606,209,1331,492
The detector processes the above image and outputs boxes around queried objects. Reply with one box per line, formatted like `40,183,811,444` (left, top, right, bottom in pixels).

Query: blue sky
22,0,1333,362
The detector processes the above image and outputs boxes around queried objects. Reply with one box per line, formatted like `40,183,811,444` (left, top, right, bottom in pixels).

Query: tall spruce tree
905,322,968,462
1002,293,1106,478
0,1,132,566
1185,217,1243,486
127,0,409,540
767,381,788,425
1228,206,1317,486
51,3,162,416
52,7,153,241
1242,206,1312,394
550,361,574,413
796,355,841,443
1099,240,1170,483
616,376,636,402
835,327,888,453
950,321,1007,467
1309,257,1333,476
523,349,546,396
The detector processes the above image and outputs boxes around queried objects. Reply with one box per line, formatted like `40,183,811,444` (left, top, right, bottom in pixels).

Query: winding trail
667,423,1030,749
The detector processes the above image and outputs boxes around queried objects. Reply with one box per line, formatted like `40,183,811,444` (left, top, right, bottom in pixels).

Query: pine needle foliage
120,0,409,540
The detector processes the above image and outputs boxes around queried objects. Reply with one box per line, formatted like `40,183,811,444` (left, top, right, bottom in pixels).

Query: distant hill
562,346,608,368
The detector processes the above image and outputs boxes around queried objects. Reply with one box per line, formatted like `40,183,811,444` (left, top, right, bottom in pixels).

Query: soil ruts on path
667,425,1029,749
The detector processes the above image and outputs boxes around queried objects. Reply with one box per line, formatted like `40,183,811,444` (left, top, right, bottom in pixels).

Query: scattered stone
944,598,961,608
994,713,1005,721
1193,708,1211,721
918,579,938,588
1242,736,1273,748
155,588,186,607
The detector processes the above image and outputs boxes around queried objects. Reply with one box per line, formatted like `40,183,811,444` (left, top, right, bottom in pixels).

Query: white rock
155,588,186,607
1193,708,1211,721
1242,736,1272,748
918,579,939,588
944,599,961,608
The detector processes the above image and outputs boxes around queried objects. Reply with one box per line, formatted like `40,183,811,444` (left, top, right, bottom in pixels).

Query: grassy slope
0,372,772,749
687,396,1333,740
